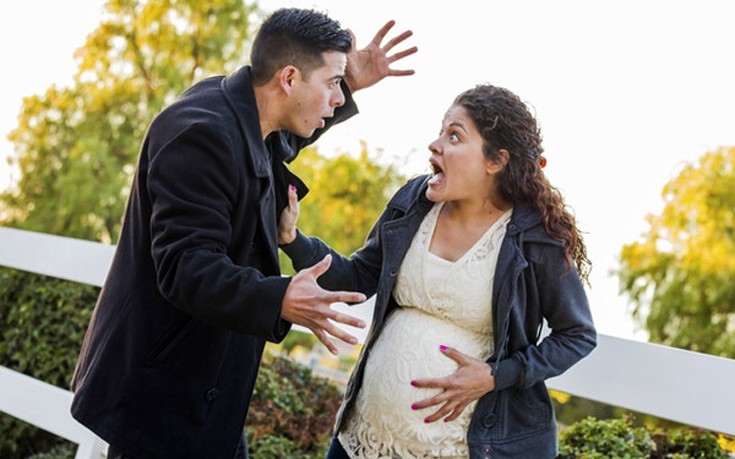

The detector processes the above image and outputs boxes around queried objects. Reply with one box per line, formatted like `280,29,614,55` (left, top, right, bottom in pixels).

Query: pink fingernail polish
289,184,296,192
410,380,417,387
439,344,447,351
411,403,418,410
424,418,431,424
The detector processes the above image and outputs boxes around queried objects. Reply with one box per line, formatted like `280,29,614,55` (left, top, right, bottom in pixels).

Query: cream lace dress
338,202,513,459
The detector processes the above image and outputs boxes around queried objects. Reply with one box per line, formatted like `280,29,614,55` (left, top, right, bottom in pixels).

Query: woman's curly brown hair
455,84,591,283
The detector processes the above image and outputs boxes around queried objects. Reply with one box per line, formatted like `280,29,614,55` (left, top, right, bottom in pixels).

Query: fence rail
1,226,734,458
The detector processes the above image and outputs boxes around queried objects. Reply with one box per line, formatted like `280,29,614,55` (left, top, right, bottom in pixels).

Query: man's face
285,51,347,138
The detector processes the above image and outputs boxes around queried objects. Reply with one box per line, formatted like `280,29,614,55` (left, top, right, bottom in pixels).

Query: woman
279,84,596,459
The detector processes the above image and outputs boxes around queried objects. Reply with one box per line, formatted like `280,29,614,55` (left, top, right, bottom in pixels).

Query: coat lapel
220,67,280,270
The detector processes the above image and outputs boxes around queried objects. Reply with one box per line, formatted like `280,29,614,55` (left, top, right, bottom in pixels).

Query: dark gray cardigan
282,174,597,458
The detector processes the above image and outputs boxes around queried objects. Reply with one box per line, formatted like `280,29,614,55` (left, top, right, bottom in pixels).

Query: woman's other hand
278,184,299,245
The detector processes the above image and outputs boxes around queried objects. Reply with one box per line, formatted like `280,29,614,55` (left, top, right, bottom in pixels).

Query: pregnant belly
349,307,490,453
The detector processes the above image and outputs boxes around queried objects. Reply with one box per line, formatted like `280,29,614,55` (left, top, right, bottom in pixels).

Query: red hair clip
539,156,547,168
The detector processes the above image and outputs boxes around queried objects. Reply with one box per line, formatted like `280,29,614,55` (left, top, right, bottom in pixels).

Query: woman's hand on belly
409,344,496,424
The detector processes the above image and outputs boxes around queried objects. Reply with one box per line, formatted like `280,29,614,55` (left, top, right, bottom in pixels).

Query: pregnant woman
279,83,597,459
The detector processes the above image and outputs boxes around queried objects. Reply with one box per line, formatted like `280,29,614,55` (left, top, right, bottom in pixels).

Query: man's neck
252,83,282,140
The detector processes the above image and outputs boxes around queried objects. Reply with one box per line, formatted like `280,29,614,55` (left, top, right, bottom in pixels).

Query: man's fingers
387,68,416,78
324,322,360,346
313,328,339,356
328,307,366,329
306,254,332,278
381,30,414,53
388,46,419,65
326,290,368,306
370,19,396,46
312,317,361,354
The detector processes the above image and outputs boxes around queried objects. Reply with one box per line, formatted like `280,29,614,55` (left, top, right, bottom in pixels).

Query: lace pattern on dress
339,202,512,459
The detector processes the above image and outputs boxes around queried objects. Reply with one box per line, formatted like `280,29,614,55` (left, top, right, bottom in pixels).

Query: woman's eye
449,132,459,142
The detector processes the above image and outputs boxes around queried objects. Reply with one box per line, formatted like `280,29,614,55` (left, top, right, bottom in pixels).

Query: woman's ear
487,148,510,174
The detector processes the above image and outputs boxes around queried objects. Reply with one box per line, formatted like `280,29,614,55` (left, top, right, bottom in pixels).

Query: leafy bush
246,353,343,459
558,416,729,459
0,268,343,459
651,429,728,458
558,416,655,458
0,268,98,458
2,268,725,459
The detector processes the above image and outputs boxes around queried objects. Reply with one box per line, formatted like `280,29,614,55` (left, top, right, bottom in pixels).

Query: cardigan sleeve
492,241,596,391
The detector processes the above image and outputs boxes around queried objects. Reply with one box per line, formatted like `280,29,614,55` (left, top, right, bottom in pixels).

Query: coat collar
220,66,272,178
392,174,545,237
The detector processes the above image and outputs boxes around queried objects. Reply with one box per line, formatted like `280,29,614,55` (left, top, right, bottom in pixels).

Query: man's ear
278,65,300,95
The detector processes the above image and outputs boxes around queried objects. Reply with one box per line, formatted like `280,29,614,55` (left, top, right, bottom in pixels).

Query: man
69,8,417,458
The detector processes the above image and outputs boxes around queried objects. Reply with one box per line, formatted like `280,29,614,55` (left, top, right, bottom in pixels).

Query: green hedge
0,268,341,458
0,268,730,458
558,416,728,459
0,268,97,458
246,354,342,458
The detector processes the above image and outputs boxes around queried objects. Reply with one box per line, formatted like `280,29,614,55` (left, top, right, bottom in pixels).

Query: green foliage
1,0,258,242
246,353,343,458
617,147,735,358
0,267,98,458
278,329,319,356
0,266,343,458
0,1,399,457
558,416,654,458
26,443,75,459
651,429,729,459
558,416,728,459
279,143,407,275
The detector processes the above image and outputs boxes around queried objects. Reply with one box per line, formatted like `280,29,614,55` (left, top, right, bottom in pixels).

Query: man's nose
332,87,346,107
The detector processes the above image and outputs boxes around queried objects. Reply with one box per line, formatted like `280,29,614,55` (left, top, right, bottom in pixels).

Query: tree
617,147,735,358
0,2,409,456
1,0,257,242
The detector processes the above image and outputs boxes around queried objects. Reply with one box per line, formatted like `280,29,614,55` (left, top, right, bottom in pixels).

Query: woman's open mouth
428,160,445,186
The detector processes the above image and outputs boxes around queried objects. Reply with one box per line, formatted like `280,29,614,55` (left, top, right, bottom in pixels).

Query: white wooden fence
1,226,733,458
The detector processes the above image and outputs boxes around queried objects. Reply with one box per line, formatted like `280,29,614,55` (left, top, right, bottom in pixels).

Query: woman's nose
428,139,441,154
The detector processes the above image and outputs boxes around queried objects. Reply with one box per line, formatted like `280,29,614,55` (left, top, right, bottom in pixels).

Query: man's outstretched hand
281,254,367,355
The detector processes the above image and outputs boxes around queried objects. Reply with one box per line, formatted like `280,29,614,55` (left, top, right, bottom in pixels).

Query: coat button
205,388,219,402
482,413,496,427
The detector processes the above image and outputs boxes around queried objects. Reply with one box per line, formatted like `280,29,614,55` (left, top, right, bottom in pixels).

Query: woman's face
426,104,497,203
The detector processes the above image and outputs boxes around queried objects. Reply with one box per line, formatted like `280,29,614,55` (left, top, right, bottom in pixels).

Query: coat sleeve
279,213,384,299
147,122,290,341
492,242,597,391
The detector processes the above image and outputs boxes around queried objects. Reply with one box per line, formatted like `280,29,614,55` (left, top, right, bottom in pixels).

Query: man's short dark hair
250,8,352,86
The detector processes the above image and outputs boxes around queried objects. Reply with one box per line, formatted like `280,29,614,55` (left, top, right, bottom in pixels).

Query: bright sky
2,1,735,341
